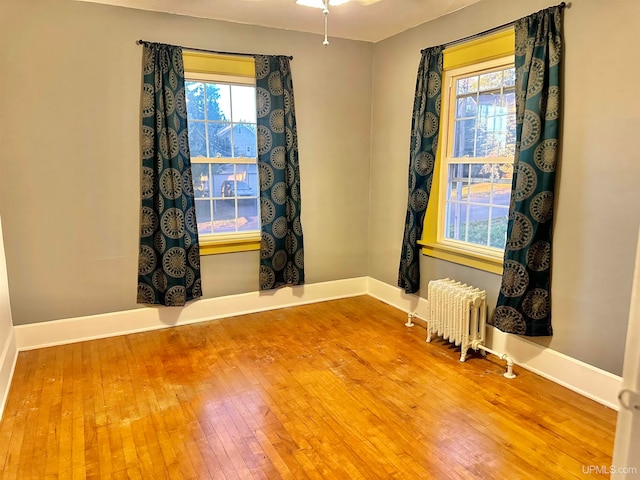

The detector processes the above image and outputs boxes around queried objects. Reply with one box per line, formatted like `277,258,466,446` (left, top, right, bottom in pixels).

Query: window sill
200,235,261,256
417,240,503,275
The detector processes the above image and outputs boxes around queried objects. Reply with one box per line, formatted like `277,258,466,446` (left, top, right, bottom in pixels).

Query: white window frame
437,55,516,262
184,70,261,252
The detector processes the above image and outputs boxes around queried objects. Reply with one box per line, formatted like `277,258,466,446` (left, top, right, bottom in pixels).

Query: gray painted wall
0,217,13,349
368,0,640,375
1,0,638,377
0,0,373,325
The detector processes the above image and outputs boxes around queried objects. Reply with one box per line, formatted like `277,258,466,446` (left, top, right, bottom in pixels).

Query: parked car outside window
221,180,254,197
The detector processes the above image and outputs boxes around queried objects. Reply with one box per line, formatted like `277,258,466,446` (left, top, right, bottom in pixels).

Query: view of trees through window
185,80,259,236
444,65,515,251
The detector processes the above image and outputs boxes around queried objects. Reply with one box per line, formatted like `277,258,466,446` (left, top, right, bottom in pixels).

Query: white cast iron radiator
425,278,516,378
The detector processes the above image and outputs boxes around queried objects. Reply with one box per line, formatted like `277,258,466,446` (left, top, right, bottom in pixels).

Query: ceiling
77,0,482,43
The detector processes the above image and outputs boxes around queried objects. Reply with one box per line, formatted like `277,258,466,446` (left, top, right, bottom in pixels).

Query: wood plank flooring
0,296,616,479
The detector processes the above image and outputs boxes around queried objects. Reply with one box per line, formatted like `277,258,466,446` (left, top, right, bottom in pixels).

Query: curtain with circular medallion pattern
137,42,202,307
398,46,443,294
494,6,563,336
255,55,305,290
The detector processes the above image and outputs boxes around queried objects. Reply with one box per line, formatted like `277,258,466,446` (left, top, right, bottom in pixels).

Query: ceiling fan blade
354,0,383,5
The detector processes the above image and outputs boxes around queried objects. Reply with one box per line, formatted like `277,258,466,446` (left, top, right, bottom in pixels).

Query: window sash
442,160,512,254
182,53,260,254
437,57,515,256
191,156,257,164
185,77,260,240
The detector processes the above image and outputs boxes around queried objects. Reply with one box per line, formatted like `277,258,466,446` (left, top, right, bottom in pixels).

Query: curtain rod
423,1,569,52
136,40,293,60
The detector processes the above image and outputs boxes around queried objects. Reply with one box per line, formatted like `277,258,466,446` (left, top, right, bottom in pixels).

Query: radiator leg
460,349,468,363
426,330,432,343
505,360,516,379
476,344,516,379
405,313,415,327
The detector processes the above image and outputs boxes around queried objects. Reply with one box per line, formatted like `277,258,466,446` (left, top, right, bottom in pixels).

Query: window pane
195,199,212,234
235,180,254,197
238,198,259,232
493,164,513,207
186,81,205,120
478,91,501,111
213,199,236,233
192,163,211,198
490,207,509,249
479,71,503,91
448,163,469,202
466,205,490,246
449,182,468,202
209,83,231,121
503,68,515,87
244,163,259,194
231,85,257,123
446,202,468,241
234,164,257,196
502,90,516,110
212,163,235,198
188,122,207,158
503,92,517,157
449,181,469,202
453,119,476,157
208,123,232,158
468,181,492,205
477,92,507,157
233,124,257,158
456,96,477,119
493,181,513,202
456,76,478,95
449,163,469,179
469,164,491,205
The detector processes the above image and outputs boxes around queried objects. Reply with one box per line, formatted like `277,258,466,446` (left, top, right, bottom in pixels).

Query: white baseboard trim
366,277,623,411
367,276,430,316
10,276,622,412
0,328,18,420
486,327,622,410
15,277,369,351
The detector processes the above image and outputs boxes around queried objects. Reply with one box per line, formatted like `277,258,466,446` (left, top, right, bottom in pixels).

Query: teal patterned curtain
255,55,305,290
398,46,443,294
137,43,202,306
494,6,563,336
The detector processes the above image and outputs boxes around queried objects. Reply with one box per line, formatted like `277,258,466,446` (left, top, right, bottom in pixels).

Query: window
443,61,515,251
183,52,260,255
420,30,515,274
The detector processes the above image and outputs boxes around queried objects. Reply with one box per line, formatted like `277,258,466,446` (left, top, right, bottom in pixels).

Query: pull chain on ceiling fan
322,0,330,46
297,0,379,46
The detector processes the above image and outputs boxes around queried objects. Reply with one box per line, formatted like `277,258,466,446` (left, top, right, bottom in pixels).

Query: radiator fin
426,278,487,363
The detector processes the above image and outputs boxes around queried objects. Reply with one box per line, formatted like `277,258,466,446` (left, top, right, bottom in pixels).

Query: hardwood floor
0,296,616,479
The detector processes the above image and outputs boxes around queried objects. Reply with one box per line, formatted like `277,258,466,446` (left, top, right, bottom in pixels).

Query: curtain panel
494,6,563,336
137,43,202,307
255,55,305,290
398,46,443,294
